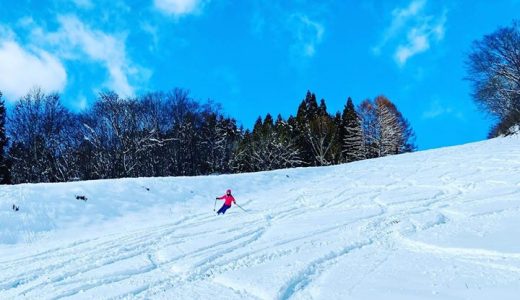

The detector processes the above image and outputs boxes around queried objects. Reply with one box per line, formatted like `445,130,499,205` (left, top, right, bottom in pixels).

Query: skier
215,189,236,215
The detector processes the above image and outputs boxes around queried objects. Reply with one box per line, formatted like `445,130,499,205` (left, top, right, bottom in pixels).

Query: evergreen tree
231,129,254,173
342,97,364,162
318,99,328,116
273,114,302,168
0,92,10,184
217,116,240,173
252,116,264,140
306,91,319,117
330,112,343,164
294,93,339,166
307,98,337,166
295,91,316,165
0,86,416,183
243,114,302,171
262,114,274,136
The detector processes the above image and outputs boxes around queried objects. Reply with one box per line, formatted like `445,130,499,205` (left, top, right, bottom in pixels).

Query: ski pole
213,199,217,211
235,203,248,213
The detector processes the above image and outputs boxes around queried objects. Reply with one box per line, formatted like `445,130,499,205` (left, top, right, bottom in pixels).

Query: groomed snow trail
1,136,520,299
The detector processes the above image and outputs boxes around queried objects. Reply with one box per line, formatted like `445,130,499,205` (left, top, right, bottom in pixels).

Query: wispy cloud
373,0,427,55
0,29,67,101
141,22,160,52
422,98,464,120
288,14,325,58
34,15,149,96
251,2,328,62
72,0,94,10
154,0,210,18
374,0,446,66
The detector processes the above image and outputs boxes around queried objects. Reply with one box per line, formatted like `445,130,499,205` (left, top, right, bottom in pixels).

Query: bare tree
9,88,80,183
81,91,166,179
375,96,401,156
466,20,520,122
358,99,379,158
358,96,416,158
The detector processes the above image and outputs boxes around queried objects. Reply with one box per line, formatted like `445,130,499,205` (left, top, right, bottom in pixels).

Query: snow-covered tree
230,129,254,173
2,86,416,183
270,114,302,169
295,92,338,166
232,114,301,172
358,96,416,158
198,105,239,175
9,88,80,183
307,113,337,166
341,97,365,162
375,96,401,156
80,91,167,179
0,91,10,184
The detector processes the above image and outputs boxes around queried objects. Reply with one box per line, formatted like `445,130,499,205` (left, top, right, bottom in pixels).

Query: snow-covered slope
1,136,520,299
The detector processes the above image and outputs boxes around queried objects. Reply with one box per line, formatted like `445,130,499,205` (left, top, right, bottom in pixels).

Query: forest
0,88,416,184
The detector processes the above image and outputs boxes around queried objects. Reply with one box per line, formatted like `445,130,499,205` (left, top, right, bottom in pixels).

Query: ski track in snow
1,137,520,299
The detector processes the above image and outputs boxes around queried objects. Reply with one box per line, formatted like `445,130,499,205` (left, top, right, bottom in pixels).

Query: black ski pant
217,204,231,214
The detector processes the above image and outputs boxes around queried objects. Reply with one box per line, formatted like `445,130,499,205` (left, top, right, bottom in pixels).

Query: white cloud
395,28,429,65
394,0,427,21
40,15,145,96
0,39,67,101
251,2,328,63
72,0,94,9
141,22,160,52
388,0,426,41
154,0,209,17
422,98,464,120
374,0,446,66
394,13,446,66
422,99,451,119
289,14,325,58
249,2,328,62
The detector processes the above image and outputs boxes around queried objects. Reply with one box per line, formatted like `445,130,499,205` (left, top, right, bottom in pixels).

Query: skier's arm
216,195,224,200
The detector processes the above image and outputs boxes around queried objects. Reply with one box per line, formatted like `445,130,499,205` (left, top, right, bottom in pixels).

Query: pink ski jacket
217,194,236,206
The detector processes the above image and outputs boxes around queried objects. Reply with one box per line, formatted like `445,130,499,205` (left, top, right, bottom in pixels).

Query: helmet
226,189,232,194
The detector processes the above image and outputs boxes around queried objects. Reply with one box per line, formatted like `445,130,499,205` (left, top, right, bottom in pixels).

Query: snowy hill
1,136,520,299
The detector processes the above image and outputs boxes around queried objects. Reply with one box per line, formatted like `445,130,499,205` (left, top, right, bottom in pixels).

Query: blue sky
0,0,518,149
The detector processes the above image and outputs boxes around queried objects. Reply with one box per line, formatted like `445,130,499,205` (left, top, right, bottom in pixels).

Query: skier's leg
222,204,231,214
217,205,225,214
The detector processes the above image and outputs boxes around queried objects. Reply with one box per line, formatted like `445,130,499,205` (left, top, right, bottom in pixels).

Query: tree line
232,91,415,172
0,88,416,184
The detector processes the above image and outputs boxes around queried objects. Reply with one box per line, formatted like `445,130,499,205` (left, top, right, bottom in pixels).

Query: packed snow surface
1,136,520,299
